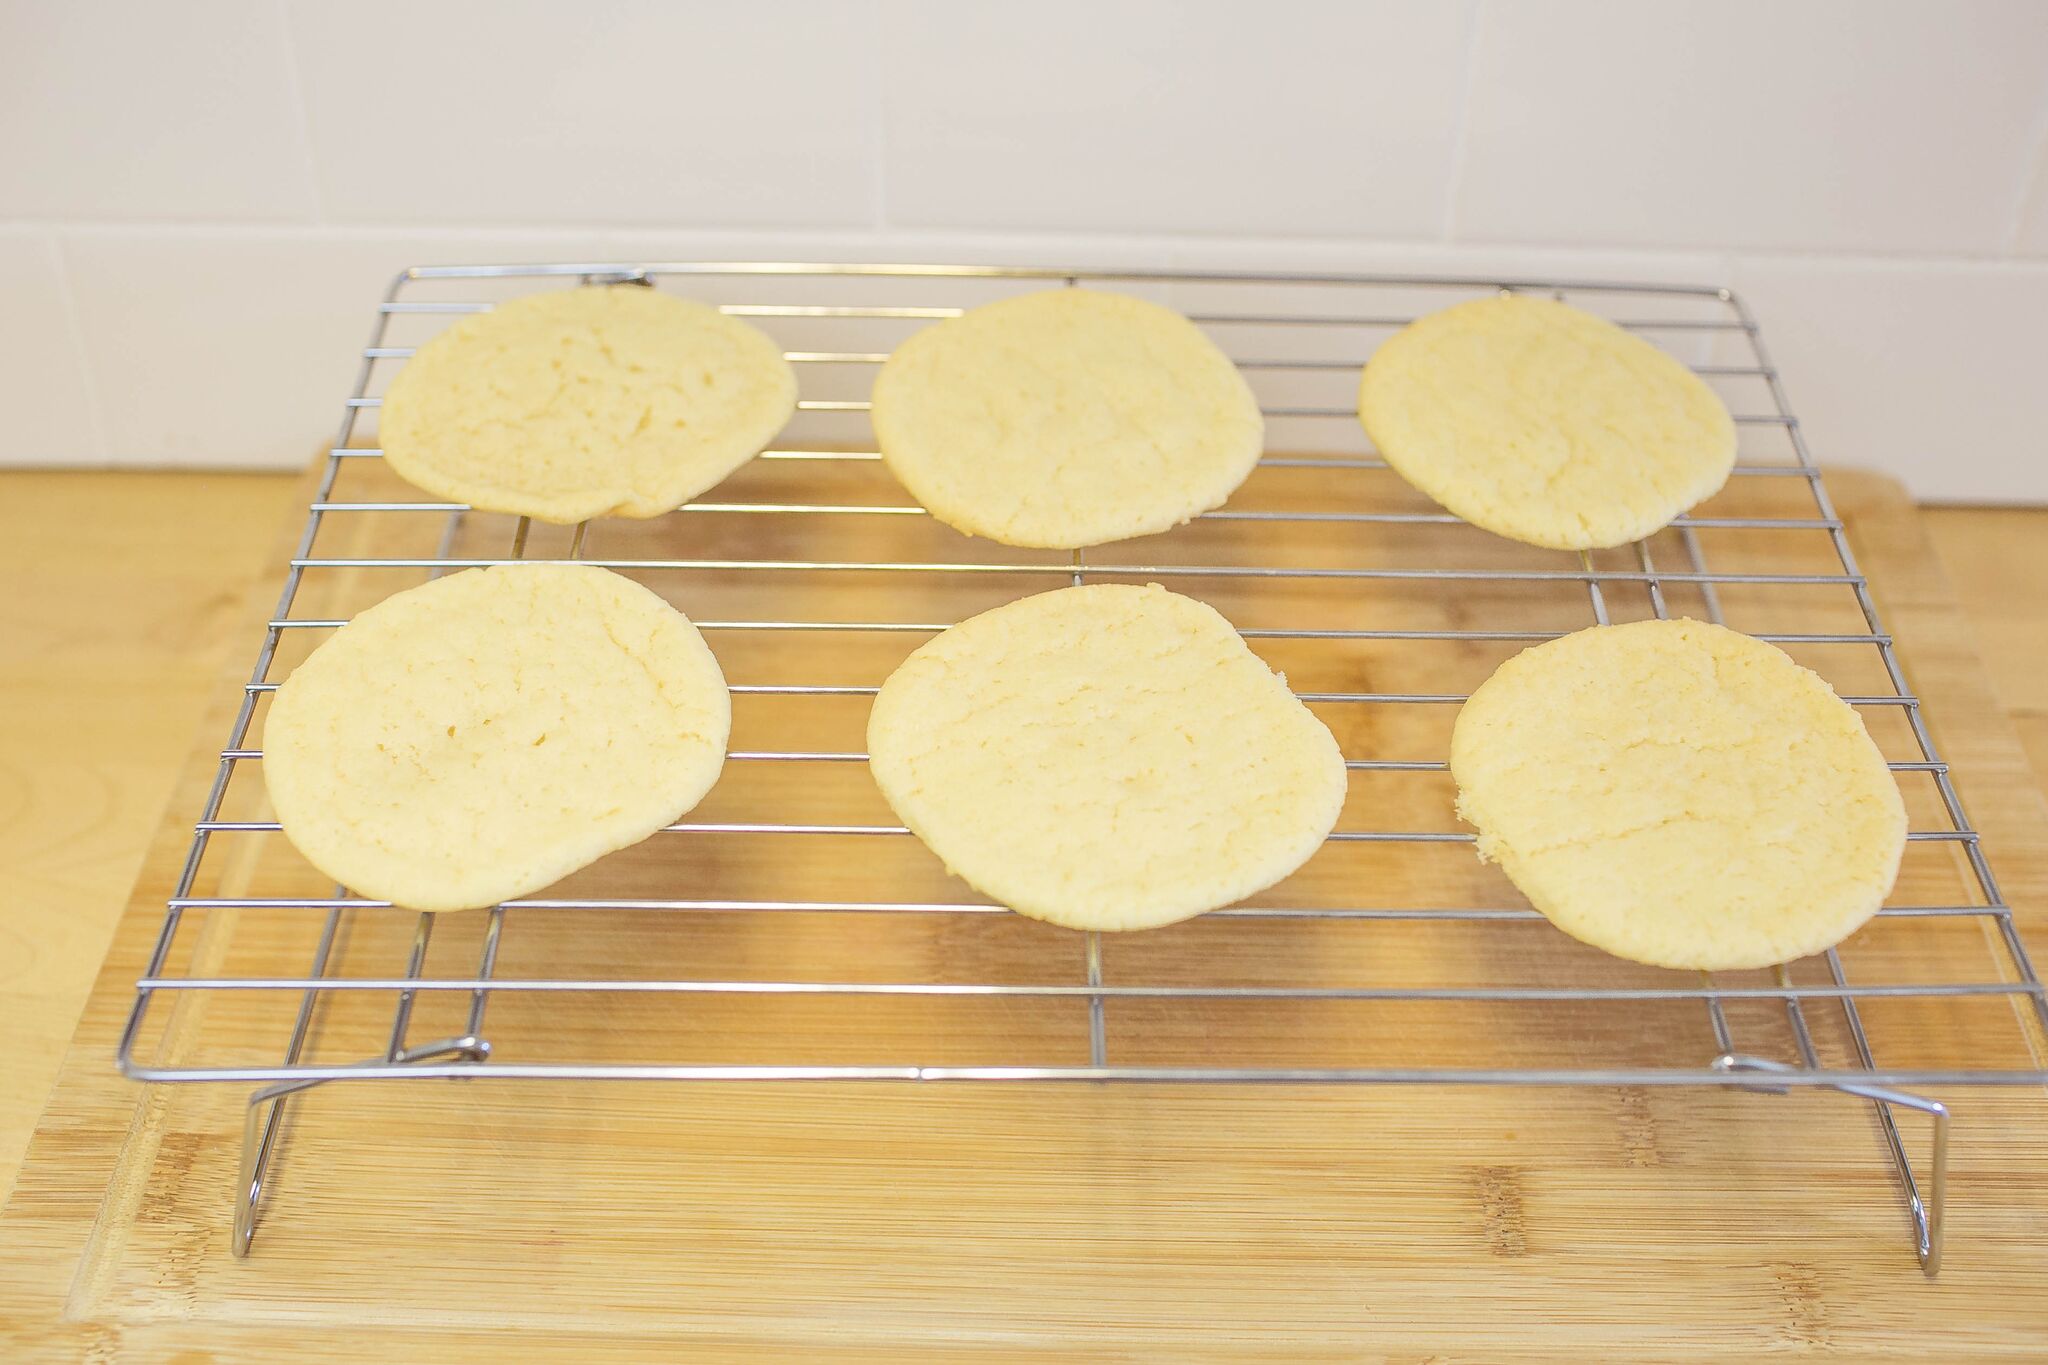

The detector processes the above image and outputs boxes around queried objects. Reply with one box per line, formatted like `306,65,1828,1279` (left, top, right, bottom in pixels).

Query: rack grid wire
118,262,2048,1271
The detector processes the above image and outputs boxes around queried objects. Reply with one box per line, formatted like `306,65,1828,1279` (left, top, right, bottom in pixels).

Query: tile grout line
274,0,330,226
1437,0,1487,243
8,219,2048,271
1997,71,2048,255
869,2,890,232
44,230,114,464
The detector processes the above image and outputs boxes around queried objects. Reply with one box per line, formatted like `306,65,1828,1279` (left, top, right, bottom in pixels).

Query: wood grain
0,471,296,1206
1924,506,2048,797
1,466,2045,1360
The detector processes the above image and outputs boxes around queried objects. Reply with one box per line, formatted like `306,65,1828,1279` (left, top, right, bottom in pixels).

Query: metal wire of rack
117,262,2048,1272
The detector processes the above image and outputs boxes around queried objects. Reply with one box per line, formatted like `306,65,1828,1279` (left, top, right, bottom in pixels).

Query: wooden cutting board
2,466,2045,1361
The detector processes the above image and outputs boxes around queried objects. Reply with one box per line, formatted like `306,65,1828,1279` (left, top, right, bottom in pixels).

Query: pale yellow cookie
1358,295,1736,549
867,583,1346,931
264,564,730,911
871,288,1263,548
1450,619,1905,970
381,285,796,524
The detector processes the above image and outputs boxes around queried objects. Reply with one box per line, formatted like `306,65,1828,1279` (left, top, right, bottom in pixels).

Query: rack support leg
231,1034,491,1257
1713,1053,1949,1276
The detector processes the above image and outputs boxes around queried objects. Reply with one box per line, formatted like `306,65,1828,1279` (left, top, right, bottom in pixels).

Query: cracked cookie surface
264,564,730,911
866,583,1345,931
871,288,1263,548
380,285,795,524
1358,295,1735,549
1450,618,1905,969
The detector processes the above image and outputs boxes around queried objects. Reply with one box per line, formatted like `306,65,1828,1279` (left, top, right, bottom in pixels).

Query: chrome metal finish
123,262,2044,1271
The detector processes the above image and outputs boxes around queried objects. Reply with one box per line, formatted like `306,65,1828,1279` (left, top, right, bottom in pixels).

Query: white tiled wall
879,1,1472,239
3,0,2046,498
289,3,883,227
1455,0,2048,255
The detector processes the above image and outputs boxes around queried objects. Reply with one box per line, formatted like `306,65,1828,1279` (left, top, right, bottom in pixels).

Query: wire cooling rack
118,263,2048,1269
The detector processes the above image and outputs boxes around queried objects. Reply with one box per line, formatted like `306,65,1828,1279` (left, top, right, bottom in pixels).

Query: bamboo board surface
1,465,2045,1360
0,472,299,1206
1924,506,2048,794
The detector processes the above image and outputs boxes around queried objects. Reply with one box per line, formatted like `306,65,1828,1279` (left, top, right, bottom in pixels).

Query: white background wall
3,0,2046,499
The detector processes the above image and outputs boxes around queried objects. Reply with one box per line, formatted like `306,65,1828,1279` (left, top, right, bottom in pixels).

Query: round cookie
871,288,1263,548
1358,295,1736,549
381,285,796,524
1450,618,1905,970
867,583,1346,931
264,563,731,911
